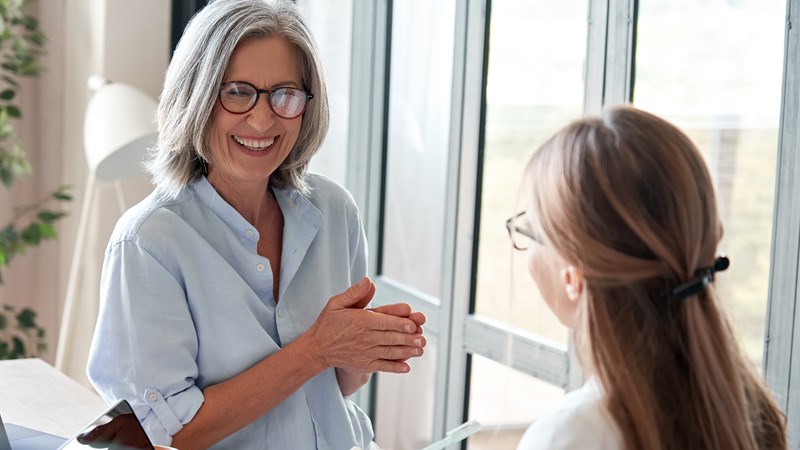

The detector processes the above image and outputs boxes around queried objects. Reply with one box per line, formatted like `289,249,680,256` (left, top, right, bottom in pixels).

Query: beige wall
0,0,169,387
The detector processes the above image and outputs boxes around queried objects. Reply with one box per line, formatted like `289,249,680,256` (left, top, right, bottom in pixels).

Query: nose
246,96,276,132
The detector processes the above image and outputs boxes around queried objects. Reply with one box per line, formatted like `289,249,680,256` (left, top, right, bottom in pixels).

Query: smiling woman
85,1,427,449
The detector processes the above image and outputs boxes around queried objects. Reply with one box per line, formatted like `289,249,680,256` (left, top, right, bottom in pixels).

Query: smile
232,135,275,151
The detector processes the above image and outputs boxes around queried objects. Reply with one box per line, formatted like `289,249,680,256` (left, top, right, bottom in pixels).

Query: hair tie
668,256,730,300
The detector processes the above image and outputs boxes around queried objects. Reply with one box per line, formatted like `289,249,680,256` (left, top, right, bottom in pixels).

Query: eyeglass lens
506,211,537,250
219,82,311,119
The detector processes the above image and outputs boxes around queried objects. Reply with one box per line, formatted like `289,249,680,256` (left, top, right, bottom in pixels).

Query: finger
374,345,424,360
331,277,374,309
408,311,426,326
365,312,417,333
369,360,411,374
369,303,412,317
350,281,376,309
376,331,427,348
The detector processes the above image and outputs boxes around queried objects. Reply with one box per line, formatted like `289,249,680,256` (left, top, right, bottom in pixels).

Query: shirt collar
191,176,322,299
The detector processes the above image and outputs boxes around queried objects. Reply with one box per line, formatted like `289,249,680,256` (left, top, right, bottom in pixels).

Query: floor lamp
55,78,158,372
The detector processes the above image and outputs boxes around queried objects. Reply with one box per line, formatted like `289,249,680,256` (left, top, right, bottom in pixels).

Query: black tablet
58,399,154,450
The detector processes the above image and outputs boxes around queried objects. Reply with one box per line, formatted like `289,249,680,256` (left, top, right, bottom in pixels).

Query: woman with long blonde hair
512,105,786,449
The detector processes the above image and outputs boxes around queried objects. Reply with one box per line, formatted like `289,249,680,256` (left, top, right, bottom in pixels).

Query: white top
517,378,623,450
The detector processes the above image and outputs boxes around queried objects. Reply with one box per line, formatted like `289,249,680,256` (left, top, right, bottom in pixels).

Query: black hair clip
668,256,730,300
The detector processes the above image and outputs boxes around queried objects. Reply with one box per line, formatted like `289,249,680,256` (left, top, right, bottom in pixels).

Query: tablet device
0,413,66,450
58,400,154,450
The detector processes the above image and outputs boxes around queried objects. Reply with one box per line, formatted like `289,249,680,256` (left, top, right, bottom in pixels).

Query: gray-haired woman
86,1,426,449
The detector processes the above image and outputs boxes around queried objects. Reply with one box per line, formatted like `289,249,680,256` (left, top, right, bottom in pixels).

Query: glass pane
298,0,353,184
380,0,456,298
467,354,565,450
374,334,439,450
474,0,588,343
633,0,785,364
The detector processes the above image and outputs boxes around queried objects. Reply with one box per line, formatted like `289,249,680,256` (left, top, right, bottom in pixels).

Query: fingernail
413,348,422,356
414,338,422,347
404,324,413,333
356,277,369,292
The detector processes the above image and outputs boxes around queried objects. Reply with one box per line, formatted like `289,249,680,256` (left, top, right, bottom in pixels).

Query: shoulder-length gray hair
146,0,329,199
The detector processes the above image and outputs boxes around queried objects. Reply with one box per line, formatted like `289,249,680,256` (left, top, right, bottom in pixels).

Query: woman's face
207,36,304,189
525,208,581,328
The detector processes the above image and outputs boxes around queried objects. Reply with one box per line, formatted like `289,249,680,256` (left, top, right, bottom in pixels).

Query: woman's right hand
304,277,426,374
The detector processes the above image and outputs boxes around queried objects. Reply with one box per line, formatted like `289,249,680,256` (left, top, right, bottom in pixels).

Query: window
468,0,588,446
170,0,209,53
632,0,785,365
343,0,800,448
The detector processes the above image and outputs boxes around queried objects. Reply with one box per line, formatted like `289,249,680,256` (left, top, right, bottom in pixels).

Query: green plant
0,303,45,358
0,0,70,359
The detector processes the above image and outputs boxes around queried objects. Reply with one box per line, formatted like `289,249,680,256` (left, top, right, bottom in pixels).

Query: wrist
296,330,329,373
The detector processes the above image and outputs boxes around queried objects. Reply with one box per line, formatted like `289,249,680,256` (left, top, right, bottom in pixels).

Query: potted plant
0,0,70,359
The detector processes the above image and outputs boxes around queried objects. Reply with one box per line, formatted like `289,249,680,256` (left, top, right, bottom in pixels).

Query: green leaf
20,61,38,77
38,221,55,238
1,62,18,73
0,165,11,187
16,307,35,328
11,336,24,358
52,192,72,201
29,31,45,47
37,210,65,223
20,222,40,244
0,89,14,100
6,104,20,118
21,15,36,31
0,342,7,359
1,224,18,241
2,75,18,87
0,313,6,330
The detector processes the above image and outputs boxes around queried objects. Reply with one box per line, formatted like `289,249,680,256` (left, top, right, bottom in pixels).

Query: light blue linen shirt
86,174,373,449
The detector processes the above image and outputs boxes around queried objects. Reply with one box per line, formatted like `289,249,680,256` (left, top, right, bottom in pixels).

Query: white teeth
233,135,275,150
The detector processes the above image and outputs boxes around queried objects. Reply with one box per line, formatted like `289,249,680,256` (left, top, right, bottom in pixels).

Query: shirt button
256,263,265,272
245,229,254,238
277,308,283,318
148,393,158,402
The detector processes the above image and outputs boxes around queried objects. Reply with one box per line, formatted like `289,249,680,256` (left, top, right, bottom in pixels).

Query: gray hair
146,0,329,199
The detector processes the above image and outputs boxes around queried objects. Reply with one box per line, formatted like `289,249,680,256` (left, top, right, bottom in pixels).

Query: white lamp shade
83,82,158,181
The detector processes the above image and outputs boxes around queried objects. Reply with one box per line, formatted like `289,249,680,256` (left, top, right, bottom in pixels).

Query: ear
561,265,584,302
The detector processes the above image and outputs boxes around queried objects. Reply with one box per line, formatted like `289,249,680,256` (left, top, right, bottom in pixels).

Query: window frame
764,0,800,441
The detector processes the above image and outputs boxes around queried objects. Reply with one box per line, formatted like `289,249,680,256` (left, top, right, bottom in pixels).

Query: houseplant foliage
0,0,70,359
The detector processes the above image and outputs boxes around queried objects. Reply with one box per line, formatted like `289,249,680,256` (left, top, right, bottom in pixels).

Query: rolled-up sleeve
87,239,204,445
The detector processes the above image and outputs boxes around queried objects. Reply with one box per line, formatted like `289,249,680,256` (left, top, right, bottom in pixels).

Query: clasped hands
305,277,426,374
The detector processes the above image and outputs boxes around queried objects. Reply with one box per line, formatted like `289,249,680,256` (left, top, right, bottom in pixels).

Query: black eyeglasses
219,81,313,119
505,211,539,251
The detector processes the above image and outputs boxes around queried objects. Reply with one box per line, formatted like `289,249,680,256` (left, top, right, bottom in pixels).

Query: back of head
526,105,786,450
148,0,329,199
